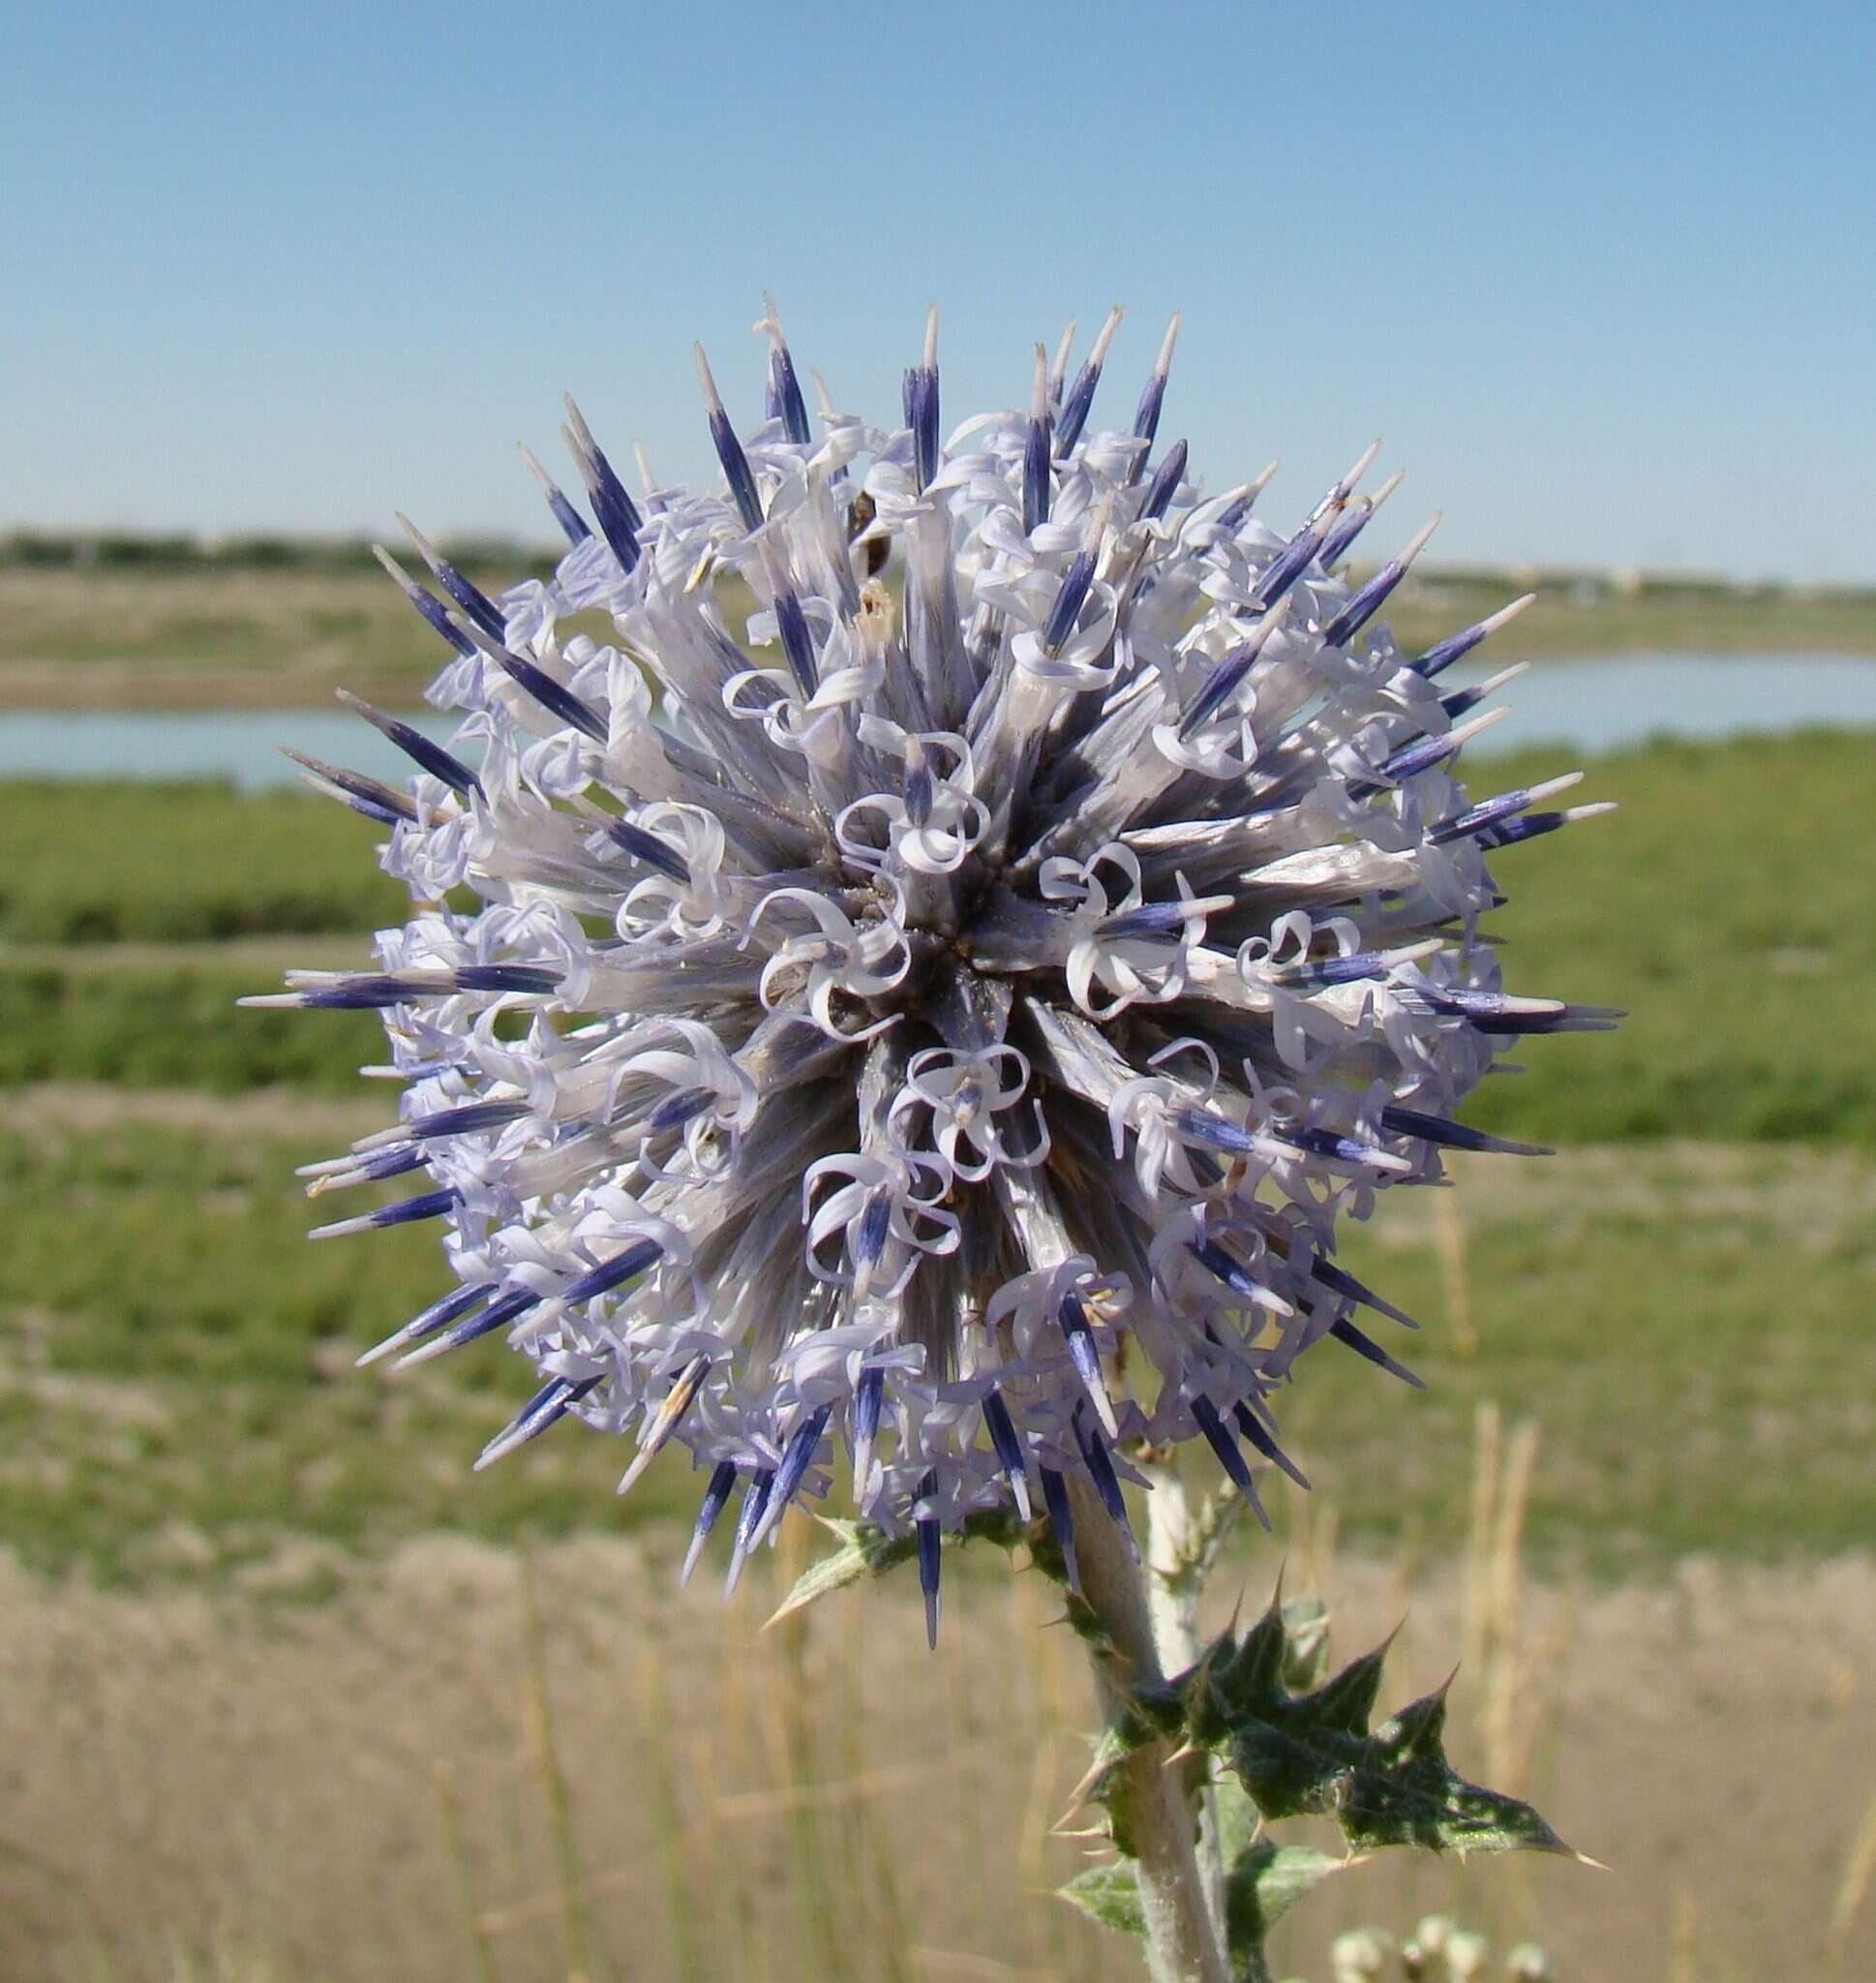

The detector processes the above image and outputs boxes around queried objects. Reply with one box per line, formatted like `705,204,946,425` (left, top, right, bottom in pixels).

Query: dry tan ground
5,1080,382,1144
1,1535,1871,1983
0,661,422,710
6,564,1875,711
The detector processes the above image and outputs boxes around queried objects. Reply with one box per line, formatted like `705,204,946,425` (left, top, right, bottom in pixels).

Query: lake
3,653,1875,788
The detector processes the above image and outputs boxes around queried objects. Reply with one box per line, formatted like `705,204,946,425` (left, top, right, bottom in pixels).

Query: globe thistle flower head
256,301,1612,1637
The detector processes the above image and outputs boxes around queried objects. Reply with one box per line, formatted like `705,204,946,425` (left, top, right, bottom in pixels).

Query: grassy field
5,1105,1868,1587
2,558,1873,708
7,730,1873,1137
2,729,1873,1584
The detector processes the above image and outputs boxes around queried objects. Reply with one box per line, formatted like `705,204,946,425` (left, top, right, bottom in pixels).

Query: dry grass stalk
1286,1470,1341,1603
1464,1402,1503,1684
763,1511,853,1983
1481,1416,1540,1786
517,1549,606,1983
429,1761,499,1983
1669,1886,1701,1983
1826,1781,1876,1973
1434,1180,1479,1358
1463,1403,1578,1795
636,1644,706,1983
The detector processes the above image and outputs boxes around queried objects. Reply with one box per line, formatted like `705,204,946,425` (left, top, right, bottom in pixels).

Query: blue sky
7,1,1873,579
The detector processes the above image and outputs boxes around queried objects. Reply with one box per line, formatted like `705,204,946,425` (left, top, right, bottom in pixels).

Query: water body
3,653,1874,788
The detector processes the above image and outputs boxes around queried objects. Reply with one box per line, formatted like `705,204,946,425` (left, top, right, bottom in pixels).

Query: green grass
6,729,1873,1139
1389,567,1876,659
0,1118,694,1582
1463,730,1876,1147
1289,1142,1876,1572
0,962,378,1093
1,728,1872,1582
0,565,517,707
2,1118,1868,1582
2,779,403,943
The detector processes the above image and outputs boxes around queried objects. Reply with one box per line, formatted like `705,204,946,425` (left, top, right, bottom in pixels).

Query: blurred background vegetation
3,549,1874,1983
6,725,1873,1587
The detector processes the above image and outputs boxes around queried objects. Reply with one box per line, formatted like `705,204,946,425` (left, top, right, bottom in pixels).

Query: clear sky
6,1,1872,580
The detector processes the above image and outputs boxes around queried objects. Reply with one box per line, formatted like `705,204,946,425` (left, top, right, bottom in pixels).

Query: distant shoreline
7,643,1876,715
4,555,1872,710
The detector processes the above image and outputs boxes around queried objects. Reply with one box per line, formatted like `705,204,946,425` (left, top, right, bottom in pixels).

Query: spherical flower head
257,301,1611,1626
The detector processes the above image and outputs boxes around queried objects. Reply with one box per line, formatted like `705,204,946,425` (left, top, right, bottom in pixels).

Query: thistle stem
1067,1473,1231,1983
1144,1460,1228,1940
1142,1456,1205,1663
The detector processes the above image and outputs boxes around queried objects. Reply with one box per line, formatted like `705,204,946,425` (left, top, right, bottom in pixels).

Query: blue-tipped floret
1054,306,1121,457
681,1460,740,1586
398,516,506,646
1232,1399,1310,1490
1138,439,1189,523
486,645,609,743
1039,1463,1079,1594
915,1468,943,1648
606,817,690,882
1073,1409,1136,1554
981,1388,1032,1518
1042,549,1099,653
476,1371,605,1470
338,688,483,798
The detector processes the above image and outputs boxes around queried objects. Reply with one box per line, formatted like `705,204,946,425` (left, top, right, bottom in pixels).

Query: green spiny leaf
1156,1589,1584,1862
1222,1649,1577,1857
1297,1628,1392,1736
1063,1785,1356,1967
1278,1594,1331,1692
767,1508,1027,1630
1224,1838,1352,1978
1335,1679,1573,1856
1064,1796,1351,1978
1125,1679,1183,1737
764,1517,917,1629
1212,1773,1261,1862
1212,1593,1289,1718
1058,1859,1145,1939
1069,1719,1162,1856
1149,1624,1240,1746
1057,1840,1347,1974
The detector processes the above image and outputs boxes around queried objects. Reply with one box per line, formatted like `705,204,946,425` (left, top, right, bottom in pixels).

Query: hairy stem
1067,1472,1231,1983
1144,1460,1227,1940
